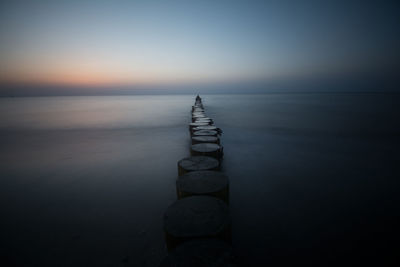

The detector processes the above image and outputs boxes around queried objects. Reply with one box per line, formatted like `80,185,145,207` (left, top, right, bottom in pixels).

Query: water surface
1,93,399,266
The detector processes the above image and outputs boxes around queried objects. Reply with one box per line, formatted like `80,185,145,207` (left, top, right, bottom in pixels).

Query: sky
0,0,399,95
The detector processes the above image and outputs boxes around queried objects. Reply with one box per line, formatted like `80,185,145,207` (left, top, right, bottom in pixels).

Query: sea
0,93,399,266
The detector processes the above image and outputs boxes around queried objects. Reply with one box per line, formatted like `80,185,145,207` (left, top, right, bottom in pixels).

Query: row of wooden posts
160,96,235,266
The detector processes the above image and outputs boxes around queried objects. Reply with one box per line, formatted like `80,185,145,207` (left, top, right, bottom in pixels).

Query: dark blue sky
0,0,399,95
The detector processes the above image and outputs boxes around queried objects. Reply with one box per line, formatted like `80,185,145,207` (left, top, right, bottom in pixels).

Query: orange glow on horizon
0,65,257,87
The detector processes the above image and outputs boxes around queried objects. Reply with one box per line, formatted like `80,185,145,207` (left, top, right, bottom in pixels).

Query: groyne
160,95,235,266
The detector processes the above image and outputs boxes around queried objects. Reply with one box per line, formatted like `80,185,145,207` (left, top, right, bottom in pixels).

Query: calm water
0,94,399,266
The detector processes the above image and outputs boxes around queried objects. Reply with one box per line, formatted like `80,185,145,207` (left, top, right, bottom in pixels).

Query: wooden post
193,118,213,123
189,122,210,131
177,156,220,176
176,171,229,203
191,116,209,123
190,143,223,159
192,136,220,145
192,130,219,137
163,196,231,251
192,125,218,132
192,113,206,118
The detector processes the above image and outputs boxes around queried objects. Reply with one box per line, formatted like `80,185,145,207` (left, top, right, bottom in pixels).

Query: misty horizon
1,70,399,97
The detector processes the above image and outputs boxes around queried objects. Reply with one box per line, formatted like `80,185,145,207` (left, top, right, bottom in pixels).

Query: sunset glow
0,0,399,94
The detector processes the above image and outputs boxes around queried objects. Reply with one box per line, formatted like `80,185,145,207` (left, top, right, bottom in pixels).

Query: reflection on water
1,94,399,266
0,95,193,266
0,95,195,130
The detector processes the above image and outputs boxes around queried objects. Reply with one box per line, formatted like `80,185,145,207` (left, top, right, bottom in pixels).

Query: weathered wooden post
163,196,231,251
192,130,219,137
190,143,223,159
177,156,220,176
192,113,207,120
189,122,211,132
192,136,220,145
176,171,229,203
193,118,213,124
192,125,218,132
